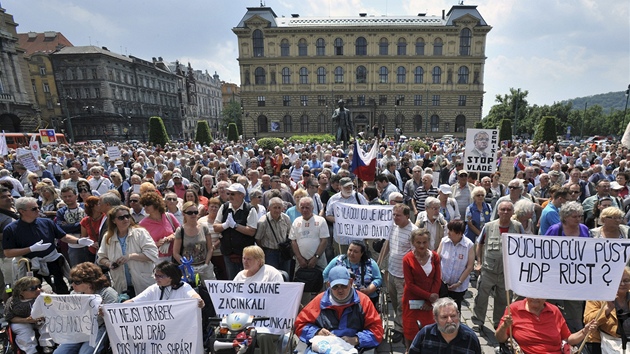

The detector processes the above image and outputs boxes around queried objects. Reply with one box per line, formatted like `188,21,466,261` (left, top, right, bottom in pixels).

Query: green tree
227,122,239,142
482,88,529,136
533,116,557,144
257,137,284,151
499,119,512,142
474,121,483,129
222,101,243,135
148,116,169,146
195,121,213,146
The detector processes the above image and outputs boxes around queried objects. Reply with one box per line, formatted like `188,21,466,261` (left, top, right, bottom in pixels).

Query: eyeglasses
71,279,83,285
154,273,168,279
508,186,521,189
165,198,178,202
184,210,199,215
255,196,262,199
474,194,485,197
129,199,140,203
24,206,39,212
27,284,42,291
569,191,581,195
392,200,403,203
116,214,131,220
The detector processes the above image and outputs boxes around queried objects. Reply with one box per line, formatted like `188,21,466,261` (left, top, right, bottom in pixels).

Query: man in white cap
325,177,367,254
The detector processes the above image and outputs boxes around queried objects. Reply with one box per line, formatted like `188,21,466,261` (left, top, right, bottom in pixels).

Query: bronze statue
332,99,354,149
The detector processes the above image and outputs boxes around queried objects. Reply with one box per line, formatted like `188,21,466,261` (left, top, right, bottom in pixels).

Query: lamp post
623,84,630,127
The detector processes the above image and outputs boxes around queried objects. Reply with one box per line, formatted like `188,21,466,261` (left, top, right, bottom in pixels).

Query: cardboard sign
107,146,121,160
333,203,394,240
464,129,499,173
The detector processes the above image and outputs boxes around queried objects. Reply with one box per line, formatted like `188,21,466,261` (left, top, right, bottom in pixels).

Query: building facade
233,5,491,138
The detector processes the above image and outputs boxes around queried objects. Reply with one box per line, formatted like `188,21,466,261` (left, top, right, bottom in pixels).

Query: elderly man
294,266,383,353
325,177,367,253
582,179,620,219
468,131,491,158
409,297,481,354
490,179,527,220
3,197,93,294
413,174,439,216
56,187,87,267
213,183,258,280
404,166,423,211
472,201,524,331
60,167,88,193
451,170,475,218
415,196,447,251
255,197,292,274
88,166,111,195
530,173,551,203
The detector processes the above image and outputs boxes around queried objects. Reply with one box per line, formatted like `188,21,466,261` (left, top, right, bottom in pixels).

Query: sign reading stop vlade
464,128,499,174
39,129,57,145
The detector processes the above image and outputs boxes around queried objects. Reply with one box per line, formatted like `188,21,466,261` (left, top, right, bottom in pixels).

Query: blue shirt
2,218,66,258
409,322,481,354
539,203,560,235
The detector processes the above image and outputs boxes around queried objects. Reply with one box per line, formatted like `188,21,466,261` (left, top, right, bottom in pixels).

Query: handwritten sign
102,298,203,354
31,294,101,346
107,146,121,160
205,281,303,335
502,234,630,301
464,129,498,173
16,148,40,172
333,203,394,240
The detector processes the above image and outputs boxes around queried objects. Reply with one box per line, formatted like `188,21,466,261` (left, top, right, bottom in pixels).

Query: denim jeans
53,326,106,354
263,249,291,277
223,255,244,280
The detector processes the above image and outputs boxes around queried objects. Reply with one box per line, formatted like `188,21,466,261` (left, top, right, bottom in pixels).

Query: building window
415,38,425,55
300,95,308,106
414,114,423,132
379,66,388,83
84,88,91,98
358,95,365,106
460,28,472,56
280,39,290,57
39,66,46,76
356,66,367,83
334,66,344,83
458,95,467,106
395,95,405,106
255,67,266,85
258,96,266,107
432,95,440,106
431,115,440,132
301,115,309,132
414,66,424,84
379,95,387,106
258,115,268,133
75,88,82,99
283,114,292,132
42,83,50,93
378,114,387,126
355,37,367,56
94,88,100,98
433,38,443,56
298,39,308,56
283,95,291,106
317,67,326,84
397,38,407,55
334,38,344,55
397,66,406,83
414,95,422,106
455,115,466,132
46,99,53,109
458,66,469,84
281,67,291,84
318,95,327,106
253,29,264,57
444,122,450,132
299,67,308,84
91,68,98,79
432,66,441,84
379,38,389,55
316,38,325,56
318,114,328,133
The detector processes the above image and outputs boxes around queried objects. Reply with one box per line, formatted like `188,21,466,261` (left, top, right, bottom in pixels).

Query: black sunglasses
165,198,178,202
184,211,199,215
71,279,83,285
116,214,131,221
27,284,42,291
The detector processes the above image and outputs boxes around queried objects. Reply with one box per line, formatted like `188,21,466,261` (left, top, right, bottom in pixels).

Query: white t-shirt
132,282,198,302
289,214,329,268
233,264,284,283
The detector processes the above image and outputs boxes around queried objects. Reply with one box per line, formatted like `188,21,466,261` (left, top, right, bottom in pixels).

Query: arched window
356,66,367,83
283,114,292,133
318,114,329,133
458,66,469,84
258,115,268,133
317,67,326,84
455,115,466,132
459,28,472,56
415,38,425,55
379,66,388,83
280,39,290,57
334,38,344,55
433,38,443,56
254,67,266,85
316,38,325,56
379,38,389,55
414,66,424,84
430,114,439,132
355,37,367,56
299,67,308,84
397,38,407,55
298,38,308,56
252,29,264,57
397,66,406,84
414,115,423,132
432,66,441,84
281,67,290,84
300,115,309,132
334,66,344,83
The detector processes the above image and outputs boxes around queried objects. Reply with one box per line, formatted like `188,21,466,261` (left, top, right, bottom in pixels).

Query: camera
110,262,119,270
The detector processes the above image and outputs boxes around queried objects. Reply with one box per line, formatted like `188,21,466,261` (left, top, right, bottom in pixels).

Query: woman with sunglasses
183,189,207,218
97,205,158,297
139,192,180,263
54,263,118,354
173,201,216,283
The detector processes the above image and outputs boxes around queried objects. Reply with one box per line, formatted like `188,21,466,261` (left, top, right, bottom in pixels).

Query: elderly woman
464,186,492,243
173,201,216,283
437,184,460,222
584,266,630,353
23,172,39,197
285,189,307,223
496,297,597,354
512,199,536,234
139,191,180,262
545,201,591,237
97,205,159,297
591,206,629,239
323,240,382,306
109,171,129,204
249,189,266,219
54,263,118,354
437,220,474,312
127,261,204,307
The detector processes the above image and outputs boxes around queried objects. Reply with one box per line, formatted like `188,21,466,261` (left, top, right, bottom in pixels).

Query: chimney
291,14,299,18
442,10,445,19
359,13,367,17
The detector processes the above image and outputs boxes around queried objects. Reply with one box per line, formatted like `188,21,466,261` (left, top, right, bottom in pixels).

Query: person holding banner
126,261,204,307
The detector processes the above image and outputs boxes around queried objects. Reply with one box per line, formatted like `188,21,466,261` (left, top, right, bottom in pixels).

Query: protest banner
16,148,40,172
333,202,394,240
31,294,102,346
464,129,499,173
107,145,121,160
502,234,630,301
205,280,303,335
39,129,57,145
103,298,203,354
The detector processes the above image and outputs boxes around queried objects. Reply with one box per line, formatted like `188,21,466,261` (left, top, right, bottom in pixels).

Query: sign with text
464,129,499,173
31,294,101,346
39,129,57,145
333,202,394,240
502,234,630,301
16,148,40,172
205,281,303,335
107,146,121,160
102,298,203,354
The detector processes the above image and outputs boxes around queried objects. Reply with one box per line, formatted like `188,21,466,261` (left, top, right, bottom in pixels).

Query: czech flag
351,140,378,182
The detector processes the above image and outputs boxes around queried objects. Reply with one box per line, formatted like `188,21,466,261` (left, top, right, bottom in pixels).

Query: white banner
31,294,101,346
502,234,630,301
464,129,499,173
333,202,394,240
102,298,203,354
205,281,303,335
107,146,121,160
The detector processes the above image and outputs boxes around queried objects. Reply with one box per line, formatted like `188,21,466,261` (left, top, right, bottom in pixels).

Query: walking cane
505,290,517,353
577,305,605,353
17,257,33,277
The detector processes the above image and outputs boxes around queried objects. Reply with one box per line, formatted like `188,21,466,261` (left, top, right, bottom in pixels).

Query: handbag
266,216,293,261
372,239,386,253
294,267,324,293
439,281,449,298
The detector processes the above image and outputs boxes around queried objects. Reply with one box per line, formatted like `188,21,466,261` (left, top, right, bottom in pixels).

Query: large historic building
233,4,491,138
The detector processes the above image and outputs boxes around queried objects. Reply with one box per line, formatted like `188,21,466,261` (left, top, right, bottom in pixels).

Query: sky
6,0,629,117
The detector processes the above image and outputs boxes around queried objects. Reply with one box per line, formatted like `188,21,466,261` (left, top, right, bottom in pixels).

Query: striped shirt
413,185,438,213
387,221,417,278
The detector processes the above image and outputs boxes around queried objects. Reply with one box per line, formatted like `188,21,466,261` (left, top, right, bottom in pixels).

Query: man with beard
408,297,481,353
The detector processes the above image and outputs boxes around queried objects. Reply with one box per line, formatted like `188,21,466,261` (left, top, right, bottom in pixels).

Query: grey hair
99,193,122,207
508,178,524,189
268,197,284,208
0,169,11,177
425,196,440,209
433,297,459,319
15,197,37,211
249,189,262,198
513,199,535,218
472,186,486,198
559,201,584,223
388,192,403,203
299,196,314,208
